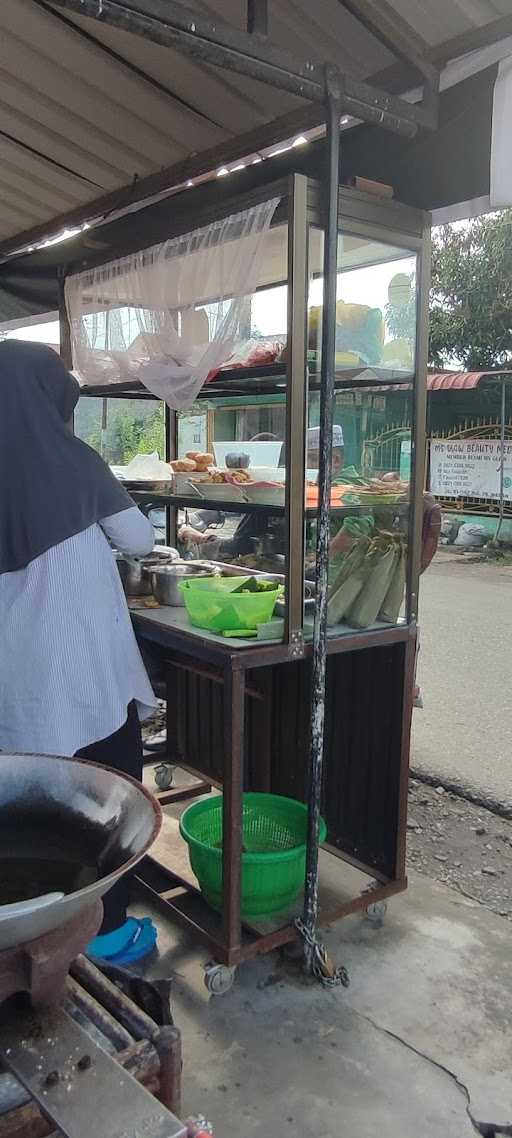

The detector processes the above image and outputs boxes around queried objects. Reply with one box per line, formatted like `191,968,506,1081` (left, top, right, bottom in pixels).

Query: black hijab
0,340,133,573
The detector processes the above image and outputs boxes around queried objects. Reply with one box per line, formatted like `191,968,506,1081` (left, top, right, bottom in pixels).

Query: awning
0,0,510,260
363,371,512,395
427,371,512,391
0,2,511,325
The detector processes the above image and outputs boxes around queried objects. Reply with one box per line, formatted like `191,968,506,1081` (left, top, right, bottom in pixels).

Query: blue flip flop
87,917,158,965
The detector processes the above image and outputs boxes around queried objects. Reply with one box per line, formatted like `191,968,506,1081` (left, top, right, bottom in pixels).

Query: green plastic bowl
179,576,280,633
179,793,327,920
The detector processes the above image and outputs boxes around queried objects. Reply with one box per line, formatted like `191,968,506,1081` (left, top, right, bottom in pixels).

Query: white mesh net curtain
65,198,280,410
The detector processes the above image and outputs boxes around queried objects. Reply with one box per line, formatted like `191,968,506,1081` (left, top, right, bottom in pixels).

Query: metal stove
0,905,185,1138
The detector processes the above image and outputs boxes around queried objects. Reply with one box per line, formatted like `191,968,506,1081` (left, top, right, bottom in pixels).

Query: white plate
172,472,210,495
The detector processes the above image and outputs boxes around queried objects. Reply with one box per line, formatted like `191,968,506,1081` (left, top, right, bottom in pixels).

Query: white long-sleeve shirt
0,507,158,757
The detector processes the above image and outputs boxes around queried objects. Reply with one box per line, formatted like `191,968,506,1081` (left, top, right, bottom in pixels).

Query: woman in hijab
0,340,159,964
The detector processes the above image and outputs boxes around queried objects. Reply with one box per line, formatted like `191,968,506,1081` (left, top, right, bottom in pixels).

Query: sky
5,321,60,344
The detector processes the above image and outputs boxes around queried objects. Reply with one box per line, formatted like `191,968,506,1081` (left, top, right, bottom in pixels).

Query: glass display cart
74,170,430,989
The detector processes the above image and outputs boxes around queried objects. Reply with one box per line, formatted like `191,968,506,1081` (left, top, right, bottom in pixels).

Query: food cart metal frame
54,0,437,987
72,158,430,983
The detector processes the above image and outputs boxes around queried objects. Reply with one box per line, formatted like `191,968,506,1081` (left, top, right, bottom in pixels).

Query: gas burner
0,950,185,1138
0,902,102,1007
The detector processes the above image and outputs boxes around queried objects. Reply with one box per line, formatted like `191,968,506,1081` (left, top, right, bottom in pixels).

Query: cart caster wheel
366,900,387,926
204,962,236,996
154,762,175,791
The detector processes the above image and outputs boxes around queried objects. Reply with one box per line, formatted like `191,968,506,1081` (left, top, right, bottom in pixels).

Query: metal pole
303,68,341,975
247,0,268,35
57,269,72,371
495,377,506,542
100,397,108,459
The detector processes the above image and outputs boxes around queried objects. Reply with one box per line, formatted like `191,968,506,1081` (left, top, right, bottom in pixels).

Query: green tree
74,398,165,464
109,404,165,463
429,211,512,370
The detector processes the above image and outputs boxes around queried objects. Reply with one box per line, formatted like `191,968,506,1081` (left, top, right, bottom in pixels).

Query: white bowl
250,466,286,483
244,483,286,505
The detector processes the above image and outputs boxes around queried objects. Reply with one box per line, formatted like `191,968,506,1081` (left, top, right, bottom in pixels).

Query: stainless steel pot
0,753,161,952
151,563,214,606
115,546,179,596
115,554,151,596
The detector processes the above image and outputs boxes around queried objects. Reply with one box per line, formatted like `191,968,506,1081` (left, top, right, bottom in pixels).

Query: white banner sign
429,438,512,501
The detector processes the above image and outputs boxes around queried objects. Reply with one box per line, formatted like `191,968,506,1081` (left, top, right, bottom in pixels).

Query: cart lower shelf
135,812,406,969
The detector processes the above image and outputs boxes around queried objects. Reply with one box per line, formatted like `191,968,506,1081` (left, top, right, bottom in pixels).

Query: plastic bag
378,543,405,622
122,452,171,480
346,544,397,629
206,338,284,381
454,523,486,548
327,539,371,626
327,575,365,626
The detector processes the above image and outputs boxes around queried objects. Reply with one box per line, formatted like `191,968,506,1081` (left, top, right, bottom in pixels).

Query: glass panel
177,409,208,457
210,399,286,462
71,221,289,400
75,396,165,465
305,387,413,636
176,395,287,643
308,228,418,376
75,395,166,541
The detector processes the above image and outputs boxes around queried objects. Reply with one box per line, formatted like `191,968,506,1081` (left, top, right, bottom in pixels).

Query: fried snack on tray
198,469,253,484
171,458,196,472
171,453,214,473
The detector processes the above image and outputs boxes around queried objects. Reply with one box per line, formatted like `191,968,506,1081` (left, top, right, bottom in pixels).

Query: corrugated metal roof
428,369,512,389
365,370,512,393
0,0,509,247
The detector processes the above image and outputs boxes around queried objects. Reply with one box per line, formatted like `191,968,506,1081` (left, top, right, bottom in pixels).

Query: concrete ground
413,556,512,809
136,866,512,1137
136,555,512,1135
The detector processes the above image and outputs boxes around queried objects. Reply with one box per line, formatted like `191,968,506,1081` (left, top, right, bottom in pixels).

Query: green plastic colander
179,793,327,920
178,576,280,634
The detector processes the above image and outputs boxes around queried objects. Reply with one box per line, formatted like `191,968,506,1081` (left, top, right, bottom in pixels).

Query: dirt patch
407,778,512,920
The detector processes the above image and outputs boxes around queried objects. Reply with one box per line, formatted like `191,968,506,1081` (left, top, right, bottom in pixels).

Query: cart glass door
305,226,420,636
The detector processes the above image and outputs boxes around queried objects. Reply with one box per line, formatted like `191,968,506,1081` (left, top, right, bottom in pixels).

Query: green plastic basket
179,576,280,633
179,793,327,920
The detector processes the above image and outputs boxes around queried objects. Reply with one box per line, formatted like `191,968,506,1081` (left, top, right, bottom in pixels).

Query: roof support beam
371,13,512,96
247,0,268,37
338,0,437,87
338,0,439,114
430,13,512,67
49,0,435,133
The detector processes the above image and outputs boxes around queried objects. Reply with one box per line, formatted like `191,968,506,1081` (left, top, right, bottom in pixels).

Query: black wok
0,754,161,951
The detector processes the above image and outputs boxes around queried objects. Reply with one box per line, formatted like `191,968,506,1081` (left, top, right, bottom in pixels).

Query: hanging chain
294,918,349,989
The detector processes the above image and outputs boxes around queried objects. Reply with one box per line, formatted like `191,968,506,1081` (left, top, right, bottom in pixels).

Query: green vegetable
232,577,279,595
337,465,369,487
222,628,258,638
342,515,374,539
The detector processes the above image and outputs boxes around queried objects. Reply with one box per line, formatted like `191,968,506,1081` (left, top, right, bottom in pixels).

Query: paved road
412,555,512,808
